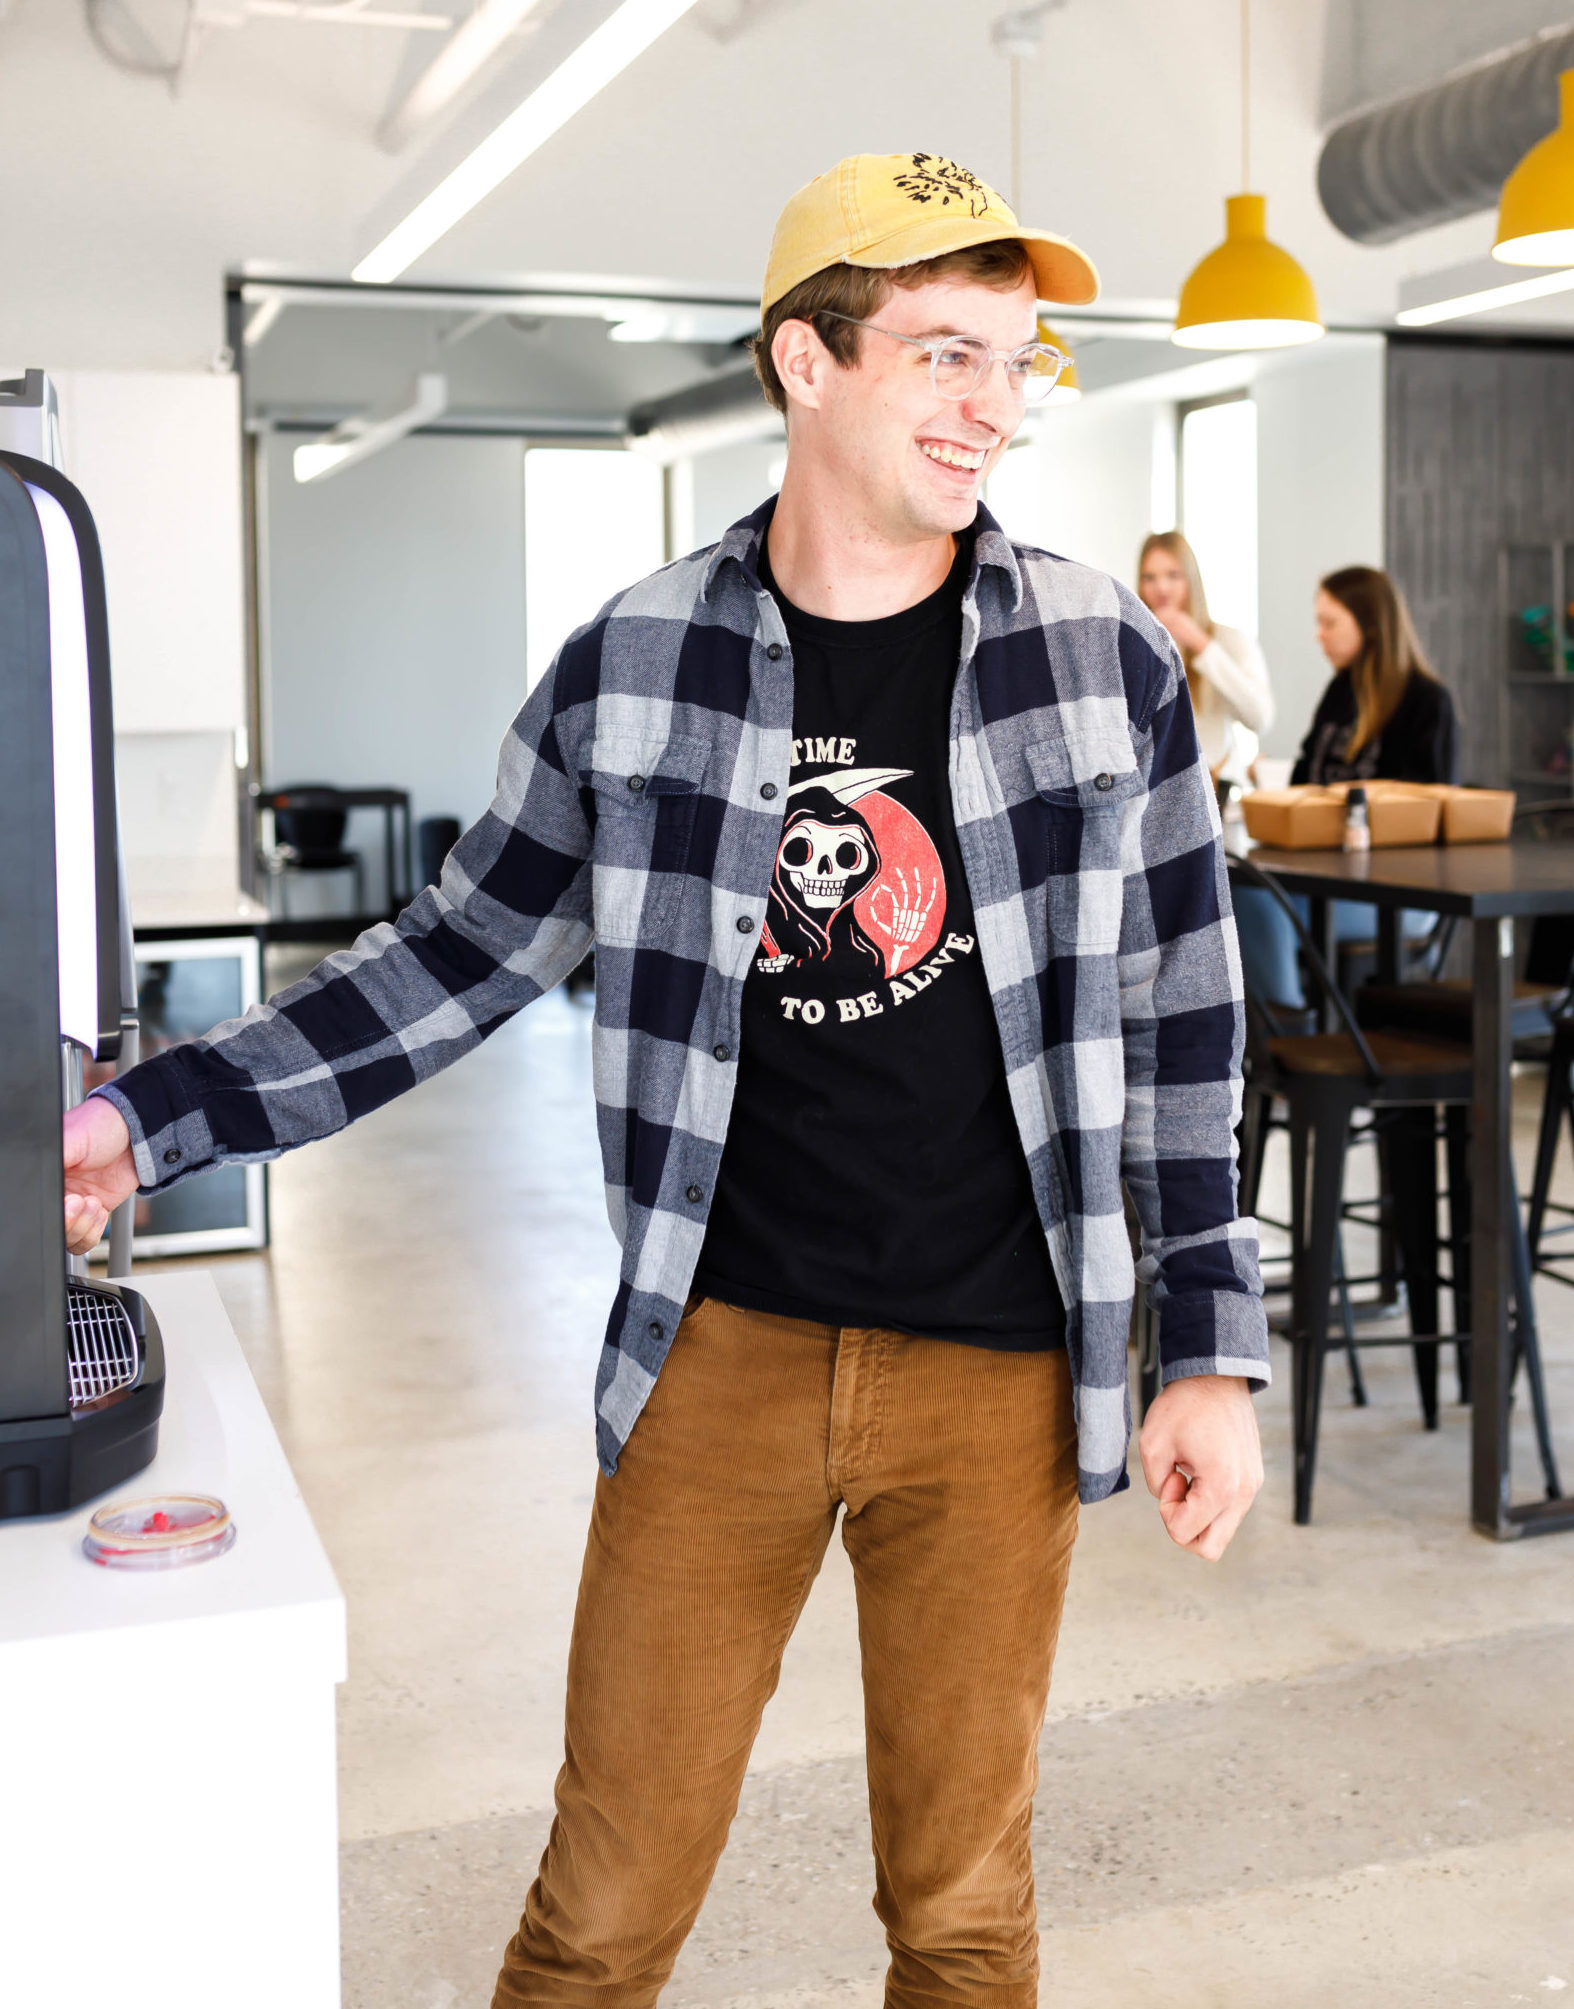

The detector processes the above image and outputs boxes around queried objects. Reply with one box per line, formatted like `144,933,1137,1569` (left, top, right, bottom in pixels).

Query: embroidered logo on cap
892,155,993,217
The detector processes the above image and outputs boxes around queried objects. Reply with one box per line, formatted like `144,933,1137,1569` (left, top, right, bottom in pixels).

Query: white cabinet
57,370,247,737
0,1272,346,2009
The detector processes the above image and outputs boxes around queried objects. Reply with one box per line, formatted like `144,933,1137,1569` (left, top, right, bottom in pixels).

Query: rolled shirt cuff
91,1056,219,1196
1157,1286,1272,1389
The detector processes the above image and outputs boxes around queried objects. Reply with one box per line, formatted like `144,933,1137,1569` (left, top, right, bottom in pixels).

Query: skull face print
765,787,886,972
779,817,877,910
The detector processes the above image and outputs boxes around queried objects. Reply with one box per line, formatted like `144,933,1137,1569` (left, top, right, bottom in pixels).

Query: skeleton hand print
872,866,939,973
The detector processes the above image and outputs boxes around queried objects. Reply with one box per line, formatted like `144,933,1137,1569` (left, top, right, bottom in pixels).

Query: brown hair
751,240,1035,415
1138,530,1215,712
1318,565,1436,758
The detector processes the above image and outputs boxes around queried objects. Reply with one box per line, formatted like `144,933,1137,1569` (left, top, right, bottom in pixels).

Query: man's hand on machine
1138,1374,1264,1561
62,1099,137,1256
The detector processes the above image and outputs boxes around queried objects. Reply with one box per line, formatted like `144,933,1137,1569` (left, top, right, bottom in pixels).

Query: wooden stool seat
1358,978,1562,1045
1266,1029,1472,1089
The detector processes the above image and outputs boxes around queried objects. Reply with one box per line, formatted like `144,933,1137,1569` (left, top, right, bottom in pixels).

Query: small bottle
1343,785,1371,854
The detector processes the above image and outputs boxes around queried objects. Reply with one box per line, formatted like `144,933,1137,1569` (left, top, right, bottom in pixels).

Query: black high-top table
1229,836,1574,1539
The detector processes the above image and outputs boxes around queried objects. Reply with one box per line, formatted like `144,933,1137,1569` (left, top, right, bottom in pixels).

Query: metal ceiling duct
626,364,780,461
1318,27,1574,245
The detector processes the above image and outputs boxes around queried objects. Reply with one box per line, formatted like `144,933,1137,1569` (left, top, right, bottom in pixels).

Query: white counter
0,1270,347,2008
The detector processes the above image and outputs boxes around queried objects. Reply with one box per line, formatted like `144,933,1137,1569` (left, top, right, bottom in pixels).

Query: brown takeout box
1424,784,1517,843
1242,781,1517,849
1243,781,1439,849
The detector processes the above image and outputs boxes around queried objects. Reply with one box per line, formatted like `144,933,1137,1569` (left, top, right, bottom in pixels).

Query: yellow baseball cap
762,152,1099,314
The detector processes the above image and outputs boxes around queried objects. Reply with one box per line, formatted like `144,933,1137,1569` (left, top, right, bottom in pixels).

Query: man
64,154,1268,2005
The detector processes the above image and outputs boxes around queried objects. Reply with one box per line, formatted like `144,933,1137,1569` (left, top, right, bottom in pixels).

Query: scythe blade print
785,766,913,807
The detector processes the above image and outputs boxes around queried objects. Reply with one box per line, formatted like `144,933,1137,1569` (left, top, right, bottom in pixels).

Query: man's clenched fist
62,1097,137,1255
1138,1374,1264,1561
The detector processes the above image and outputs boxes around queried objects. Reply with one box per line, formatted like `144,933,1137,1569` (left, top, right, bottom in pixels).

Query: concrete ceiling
1320,0,1574,121
3,0,1571,387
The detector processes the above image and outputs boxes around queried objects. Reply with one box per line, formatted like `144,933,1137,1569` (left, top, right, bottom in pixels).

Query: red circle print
852,793,946,977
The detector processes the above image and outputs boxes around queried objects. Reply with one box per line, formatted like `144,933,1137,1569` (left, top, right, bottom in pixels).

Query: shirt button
760,782,778,800
1094,772,1113,792
713,1043,731,1062
648,1321,663,1341
686,1184,704,1204
627,774,646,793
736,915,754,934
163,1148,181,1164
766,643,783,661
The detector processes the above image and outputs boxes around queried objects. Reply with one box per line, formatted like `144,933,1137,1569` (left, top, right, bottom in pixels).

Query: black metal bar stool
1233,857,1560,1523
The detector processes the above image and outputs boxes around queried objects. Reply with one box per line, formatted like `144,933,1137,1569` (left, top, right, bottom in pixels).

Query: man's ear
772,317,830,417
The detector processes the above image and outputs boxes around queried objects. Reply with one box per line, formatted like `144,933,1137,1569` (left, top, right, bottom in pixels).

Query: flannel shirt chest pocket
1025,730,1142,952
583,733,709,947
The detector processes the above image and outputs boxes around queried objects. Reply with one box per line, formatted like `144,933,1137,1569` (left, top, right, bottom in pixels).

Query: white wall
113,733,241,909
523,448,664,688
996,397,1164,578
60,371,247,737
263,430,530,905
978,335,1387,763
690,437,783,551
1255,340,1386,759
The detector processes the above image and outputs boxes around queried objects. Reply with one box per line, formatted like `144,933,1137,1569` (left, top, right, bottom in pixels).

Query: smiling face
776,271,1040,545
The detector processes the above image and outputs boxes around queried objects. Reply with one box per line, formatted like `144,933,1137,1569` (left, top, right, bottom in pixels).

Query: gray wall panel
1386,337,1574,788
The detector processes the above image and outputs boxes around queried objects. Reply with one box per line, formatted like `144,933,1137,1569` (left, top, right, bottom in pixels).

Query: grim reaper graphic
763,768,911,971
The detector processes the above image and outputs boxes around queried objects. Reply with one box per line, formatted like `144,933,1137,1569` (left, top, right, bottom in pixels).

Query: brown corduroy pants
492,1296,1081,2008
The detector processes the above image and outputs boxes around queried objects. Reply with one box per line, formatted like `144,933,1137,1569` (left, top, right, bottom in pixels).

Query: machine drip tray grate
66,1281,141,1409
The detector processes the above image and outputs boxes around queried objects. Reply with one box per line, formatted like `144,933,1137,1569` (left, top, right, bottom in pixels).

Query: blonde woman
1137,530,1273,783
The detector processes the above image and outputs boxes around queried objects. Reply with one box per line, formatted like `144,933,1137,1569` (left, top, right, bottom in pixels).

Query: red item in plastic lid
83,1494,237,1570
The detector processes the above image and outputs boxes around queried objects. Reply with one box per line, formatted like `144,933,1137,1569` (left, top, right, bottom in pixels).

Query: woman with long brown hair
1237,567,1456,1010
1137,530,1273,782
1291,566,1456,784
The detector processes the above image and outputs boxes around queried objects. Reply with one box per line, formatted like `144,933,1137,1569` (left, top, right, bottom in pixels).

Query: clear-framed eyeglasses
817,311,1071,405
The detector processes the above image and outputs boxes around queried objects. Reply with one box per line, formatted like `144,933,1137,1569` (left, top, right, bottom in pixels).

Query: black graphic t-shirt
693,532,1065,1351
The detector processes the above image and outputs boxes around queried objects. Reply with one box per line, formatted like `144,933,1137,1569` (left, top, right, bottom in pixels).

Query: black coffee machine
0,371,164,1519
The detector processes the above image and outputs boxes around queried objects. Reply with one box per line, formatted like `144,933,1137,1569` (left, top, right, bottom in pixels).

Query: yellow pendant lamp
1037,320,1081,405
1493,68,1574,267
1172,0,1324,350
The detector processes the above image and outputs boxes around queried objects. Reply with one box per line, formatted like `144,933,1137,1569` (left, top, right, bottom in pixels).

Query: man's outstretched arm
1117,610,1269,1558
66,657,594,1253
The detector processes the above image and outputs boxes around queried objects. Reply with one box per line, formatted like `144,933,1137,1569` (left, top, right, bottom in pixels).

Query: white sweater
1188,624,1274,782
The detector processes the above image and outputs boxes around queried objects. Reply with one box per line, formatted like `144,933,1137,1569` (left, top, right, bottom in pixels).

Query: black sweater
1290,669,1458,787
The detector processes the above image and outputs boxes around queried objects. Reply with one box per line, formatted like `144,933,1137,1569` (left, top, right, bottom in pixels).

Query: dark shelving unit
1499,538,1574,803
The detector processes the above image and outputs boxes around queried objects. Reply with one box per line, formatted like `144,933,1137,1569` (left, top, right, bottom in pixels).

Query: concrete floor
151,958,1574,2006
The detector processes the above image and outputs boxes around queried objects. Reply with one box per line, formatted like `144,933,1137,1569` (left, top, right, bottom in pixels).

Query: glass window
1180,395,1258,634
523,449,665,689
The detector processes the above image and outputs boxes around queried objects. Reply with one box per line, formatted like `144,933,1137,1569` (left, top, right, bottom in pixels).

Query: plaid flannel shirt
101,500,1268,1502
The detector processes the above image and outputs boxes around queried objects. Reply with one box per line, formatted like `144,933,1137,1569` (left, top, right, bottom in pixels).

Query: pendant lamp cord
1240,0,1251,189
1010,53,1022,213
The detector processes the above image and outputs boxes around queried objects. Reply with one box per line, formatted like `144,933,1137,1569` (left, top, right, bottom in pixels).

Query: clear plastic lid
83,1494,237,1571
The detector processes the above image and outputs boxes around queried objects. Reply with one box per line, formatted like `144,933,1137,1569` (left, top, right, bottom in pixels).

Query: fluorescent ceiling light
243,295,286,348
293,373,448,483
353,0,702,284
381,0,549,152
1395,262,1574,328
